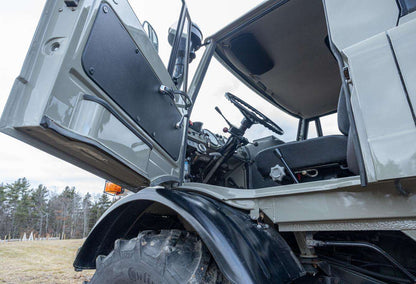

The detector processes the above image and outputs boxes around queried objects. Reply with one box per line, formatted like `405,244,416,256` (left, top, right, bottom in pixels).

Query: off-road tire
89,230,230,284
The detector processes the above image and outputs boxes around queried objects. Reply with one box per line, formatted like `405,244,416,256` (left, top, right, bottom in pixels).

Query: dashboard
187,126,227,153
201,129,223,147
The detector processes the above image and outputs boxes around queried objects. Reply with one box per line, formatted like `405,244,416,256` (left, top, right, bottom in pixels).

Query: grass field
0,239,94,283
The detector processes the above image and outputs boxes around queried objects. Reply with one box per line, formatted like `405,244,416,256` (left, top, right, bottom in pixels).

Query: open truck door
0,0,197,191
324,0,416,184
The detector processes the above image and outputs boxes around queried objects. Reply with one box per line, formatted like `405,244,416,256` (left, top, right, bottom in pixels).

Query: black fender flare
73,187,304,283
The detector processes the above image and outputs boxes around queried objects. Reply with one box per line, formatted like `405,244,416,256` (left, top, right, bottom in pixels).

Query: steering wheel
225,92,284,135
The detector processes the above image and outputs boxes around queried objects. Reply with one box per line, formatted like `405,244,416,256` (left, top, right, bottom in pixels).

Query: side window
320,113,341,136
131,1,182,67
308,122,318,139
168,8,192,92
132,1,202,93
301,114,341,140
142,21,159,52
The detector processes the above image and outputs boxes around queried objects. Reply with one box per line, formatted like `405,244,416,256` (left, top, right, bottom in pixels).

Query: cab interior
185,0,361,189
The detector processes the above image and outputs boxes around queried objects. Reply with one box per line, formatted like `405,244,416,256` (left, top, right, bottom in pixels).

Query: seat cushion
255,135,348,177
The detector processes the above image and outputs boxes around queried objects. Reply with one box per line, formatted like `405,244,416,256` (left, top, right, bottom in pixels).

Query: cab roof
209,0,341,119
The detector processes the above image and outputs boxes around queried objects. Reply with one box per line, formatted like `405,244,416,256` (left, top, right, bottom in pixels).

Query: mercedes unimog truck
2,0,416,283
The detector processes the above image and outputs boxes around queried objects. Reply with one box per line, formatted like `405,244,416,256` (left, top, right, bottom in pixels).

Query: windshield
131,0,299,141
191,59,299,142
130,0,263,68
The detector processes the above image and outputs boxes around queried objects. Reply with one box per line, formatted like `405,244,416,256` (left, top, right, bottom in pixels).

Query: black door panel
82,3,182,160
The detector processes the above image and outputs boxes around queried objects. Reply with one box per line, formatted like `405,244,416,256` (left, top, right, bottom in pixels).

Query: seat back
338,89,360,174
337,89,350,136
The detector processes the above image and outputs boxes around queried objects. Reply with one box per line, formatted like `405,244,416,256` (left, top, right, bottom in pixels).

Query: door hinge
343,66,352,84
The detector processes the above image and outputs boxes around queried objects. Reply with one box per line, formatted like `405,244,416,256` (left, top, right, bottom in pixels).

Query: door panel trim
39,115,149,189
82,94,153,149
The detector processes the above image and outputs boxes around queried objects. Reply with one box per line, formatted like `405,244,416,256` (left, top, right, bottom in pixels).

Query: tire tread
90,230,229,284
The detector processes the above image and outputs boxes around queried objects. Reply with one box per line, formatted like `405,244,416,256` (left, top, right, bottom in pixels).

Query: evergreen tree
15,187,33,235
6,178,30,238
0,178,116,240
31,184,48,237
0,183,6,237
98,193,112,214
0,183,5,203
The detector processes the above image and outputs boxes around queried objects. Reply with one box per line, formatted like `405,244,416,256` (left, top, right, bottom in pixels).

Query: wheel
89,230,230,284
225,92,284,135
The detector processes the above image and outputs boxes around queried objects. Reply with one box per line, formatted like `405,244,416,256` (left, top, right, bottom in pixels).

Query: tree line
0,177,115,240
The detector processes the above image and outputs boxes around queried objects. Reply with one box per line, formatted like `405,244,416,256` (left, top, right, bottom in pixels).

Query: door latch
159,85,192,129
175,114,189,129
159,85,192,110
159,85,193,129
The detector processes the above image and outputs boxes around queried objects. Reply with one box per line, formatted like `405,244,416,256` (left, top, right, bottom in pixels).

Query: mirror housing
168,22,203,63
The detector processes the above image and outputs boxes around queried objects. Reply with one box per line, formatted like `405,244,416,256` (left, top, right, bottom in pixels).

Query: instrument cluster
187,127,227,153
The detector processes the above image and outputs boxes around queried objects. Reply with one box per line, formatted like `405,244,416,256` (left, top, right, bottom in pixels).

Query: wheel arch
73,187,305,283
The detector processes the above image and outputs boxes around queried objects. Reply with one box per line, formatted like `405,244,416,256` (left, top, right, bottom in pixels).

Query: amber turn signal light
104,181,124,195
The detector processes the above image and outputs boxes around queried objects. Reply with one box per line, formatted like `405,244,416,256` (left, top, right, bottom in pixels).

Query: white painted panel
325,0,399,51
388,18,416,114
344,33,416,180
399,11,416,24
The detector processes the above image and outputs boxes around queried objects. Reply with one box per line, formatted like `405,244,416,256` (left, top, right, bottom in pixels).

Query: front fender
74,187,304,283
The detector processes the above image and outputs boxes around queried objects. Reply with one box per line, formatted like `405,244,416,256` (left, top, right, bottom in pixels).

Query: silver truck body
2,0,416,282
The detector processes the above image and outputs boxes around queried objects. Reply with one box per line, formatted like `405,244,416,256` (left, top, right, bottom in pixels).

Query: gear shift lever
215,106,233,128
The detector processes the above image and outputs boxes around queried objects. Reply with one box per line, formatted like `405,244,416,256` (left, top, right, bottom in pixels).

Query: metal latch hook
159,85,192,110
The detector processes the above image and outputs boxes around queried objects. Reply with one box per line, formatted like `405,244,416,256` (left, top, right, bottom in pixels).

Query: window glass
191,59,299,142
320,113,341,135
130,1,182,67
170,15,191,91
308,122,318,139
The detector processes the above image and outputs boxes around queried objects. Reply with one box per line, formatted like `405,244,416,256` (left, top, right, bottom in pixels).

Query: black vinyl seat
255,135,347,176
255,90,358,178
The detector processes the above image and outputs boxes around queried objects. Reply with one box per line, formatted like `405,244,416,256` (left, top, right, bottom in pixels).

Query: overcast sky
0,0,338,195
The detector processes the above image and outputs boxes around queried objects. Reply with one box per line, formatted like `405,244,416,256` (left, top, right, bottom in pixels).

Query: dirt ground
0,239,94,284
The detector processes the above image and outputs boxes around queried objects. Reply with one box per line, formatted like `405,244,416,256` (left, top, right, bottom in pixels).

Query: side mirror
168,22,203,63
143,21,159,52
189,24,203,62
